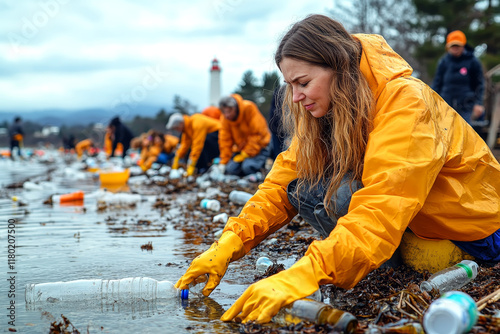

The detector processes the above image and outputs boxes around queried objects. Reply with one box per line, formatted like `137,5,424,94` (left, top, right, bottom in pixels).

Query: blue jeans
287,175,363,238
453,230,500,263
226,145,270,177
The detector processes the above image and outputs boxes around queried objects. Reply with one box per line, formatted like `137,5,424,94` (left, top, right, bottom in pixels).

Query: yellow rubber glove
186,164,196,176
172,156,180,170
175,231,246,296
232,151,249,163
221,255,328,324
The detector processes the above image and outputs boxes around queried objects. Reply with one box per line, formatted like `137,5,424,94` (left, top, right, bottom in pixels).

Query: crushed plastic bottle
212,213,229,223
423,291,478,334
272,299,357,332
200,199,221,212
229,190,253,205
420,260,478,293
25,277,191,305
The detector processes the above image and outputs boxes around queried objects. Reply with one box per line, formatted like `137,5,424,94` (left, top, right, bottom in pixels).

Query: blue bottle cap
181,289,189,300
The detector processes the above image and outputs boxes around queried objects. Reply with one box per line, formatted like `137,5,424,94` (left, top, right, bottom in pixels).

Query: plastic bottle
97,193,142,206
52,191,85,204
212,213,229,223
272,299,357,332
229,190,253,205
420,260,478,293
25,277,190,305
423,291,478,334
256,256,274,274
200,199,221,212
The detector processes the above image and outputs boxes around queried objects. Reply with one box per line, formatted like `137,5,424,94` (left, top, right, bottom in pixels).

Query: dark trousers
196,131,220,174
226,145,270,177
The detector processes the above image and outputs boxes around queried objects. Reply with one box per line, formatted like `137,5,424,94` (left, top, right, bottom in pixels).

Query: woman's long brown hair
275,14,373,213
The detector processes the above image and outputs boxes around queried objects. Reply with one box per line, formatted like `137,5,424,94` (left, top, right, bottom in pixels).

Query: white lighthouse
209,58,221,106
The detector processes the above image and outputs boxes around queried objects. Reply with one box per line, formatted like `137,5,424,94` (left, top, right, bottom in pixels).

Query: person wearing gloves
166,112,221,176
432,30,485,124
108,117,134,158
218,94,271,176
75,138,94,159
138,131,170,172
175,15,500,324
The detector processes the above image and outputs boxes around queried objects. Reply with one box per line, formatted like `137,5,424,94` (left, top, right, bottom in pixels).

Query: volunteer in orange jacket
201,106,222,120
75,139,94,159
218,94,271,176
166,113,221,176
176,15,500,323
139,132,169,172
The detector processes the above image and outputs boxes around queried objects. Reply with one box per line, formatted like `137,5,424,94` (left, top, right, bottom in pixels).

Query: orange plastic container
52,191,85,203
99,169,130,186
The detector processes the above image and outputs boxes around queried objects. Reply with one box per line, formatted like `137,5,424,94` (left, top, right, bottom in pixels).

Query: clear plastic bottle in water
423,291,478,334
25,277,191,305
229,190,253,205
420,260,478,293
272,299,358,332
97,193,142,206
200,199,221,212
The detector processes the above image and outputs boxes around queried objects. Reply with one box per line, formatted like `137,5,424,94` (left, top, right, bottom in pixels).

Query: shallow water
0,153,254,333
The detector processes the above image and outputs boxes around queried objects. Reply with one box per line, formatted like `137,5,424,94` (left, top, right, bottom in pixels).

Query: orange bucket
99,169,130,186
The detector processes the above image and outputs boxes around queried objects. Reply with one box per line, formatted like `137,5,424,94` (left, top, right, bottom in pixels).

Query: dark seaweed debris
49,314,82,334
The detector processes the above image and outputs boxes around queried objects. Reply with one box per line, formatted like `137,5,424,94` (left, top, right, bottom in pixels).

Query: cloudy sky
0,0,334,114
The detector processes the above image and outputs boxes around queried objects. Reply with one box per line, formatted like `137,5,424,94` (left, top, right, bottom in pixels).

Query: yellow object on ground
400,231,474,274
99,169,130,186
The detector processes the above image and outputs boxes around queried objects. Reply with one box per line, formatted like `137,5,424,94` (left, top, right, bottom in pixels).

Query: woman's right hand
175,231,245,296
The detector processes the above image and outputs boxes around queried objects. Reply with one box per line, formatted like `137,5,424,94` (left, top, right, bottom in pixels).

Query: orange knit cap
446,30,466,48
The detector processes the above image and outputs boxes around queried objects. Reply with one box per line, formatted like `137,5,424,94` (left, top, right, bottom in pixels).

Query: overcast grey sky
0,0,334,113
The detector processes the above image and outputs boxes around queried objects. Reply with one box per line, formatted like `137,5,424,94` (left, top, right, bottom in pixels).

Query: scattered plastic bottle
212,213,229,224
423,291,478,334
229,190,253,205
256,256,274,274
169,168,182,180
96,193,142,206
200,199,221,212
245,172,263,183
25,277,190,305
52,191,85,204
272,299,357,332
420,260,478,293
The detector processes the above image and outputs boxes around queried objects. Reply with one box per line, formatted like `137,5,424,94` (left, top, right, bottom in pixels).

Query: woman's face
280,57,334,118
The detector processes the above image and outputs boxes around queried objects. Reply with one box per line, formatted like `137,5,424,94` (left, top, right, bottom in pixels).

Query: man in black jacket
432,30,485,125
108,117,134,158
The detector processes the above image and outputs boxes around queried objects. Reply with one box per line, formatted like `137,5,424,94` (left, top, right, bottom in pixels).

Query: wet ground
0,150,499,333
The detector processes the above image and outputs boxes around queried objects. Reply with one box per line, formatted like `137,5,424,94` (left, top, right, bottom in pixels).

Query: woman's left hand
220,256,322,323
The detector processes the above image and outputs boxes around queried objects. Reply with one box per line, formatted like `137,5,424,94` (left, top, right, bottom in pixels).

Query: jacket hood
354,34,413,100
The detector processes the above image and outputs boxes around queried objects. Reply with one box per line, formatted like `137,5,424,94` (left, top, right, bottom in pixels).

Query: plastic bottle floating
25,277,194,305
51,191,85,204
420,260,478,293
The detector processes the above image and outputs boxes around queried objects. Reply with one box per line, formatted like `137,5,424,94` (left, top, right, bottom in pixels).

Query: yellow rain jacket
175,114,221,165
75,139,93,157
140,144,163,171
164,134,179,154
223,34,500,289
219,94,271,164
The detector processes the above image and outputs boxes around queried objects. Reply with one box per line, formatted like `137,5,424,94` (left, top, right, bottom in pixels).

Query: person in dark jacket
108,117,134,158
268,85,288,160
8,117,24,160
432,30,485,124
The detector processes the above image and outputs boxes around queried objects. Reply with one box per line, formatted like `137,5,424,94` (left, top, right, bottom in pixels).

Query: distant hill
0,105,166,126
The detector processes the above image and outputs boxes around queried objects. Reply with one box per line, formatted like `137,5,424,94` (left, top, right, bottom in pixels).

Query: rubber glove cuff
232,152,249,163
221,255,325,323
172,156,180,170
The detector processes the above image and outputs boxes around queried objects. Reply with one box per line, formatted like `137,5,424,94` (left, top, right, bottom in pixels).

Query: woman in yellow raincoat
176,15,500,323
